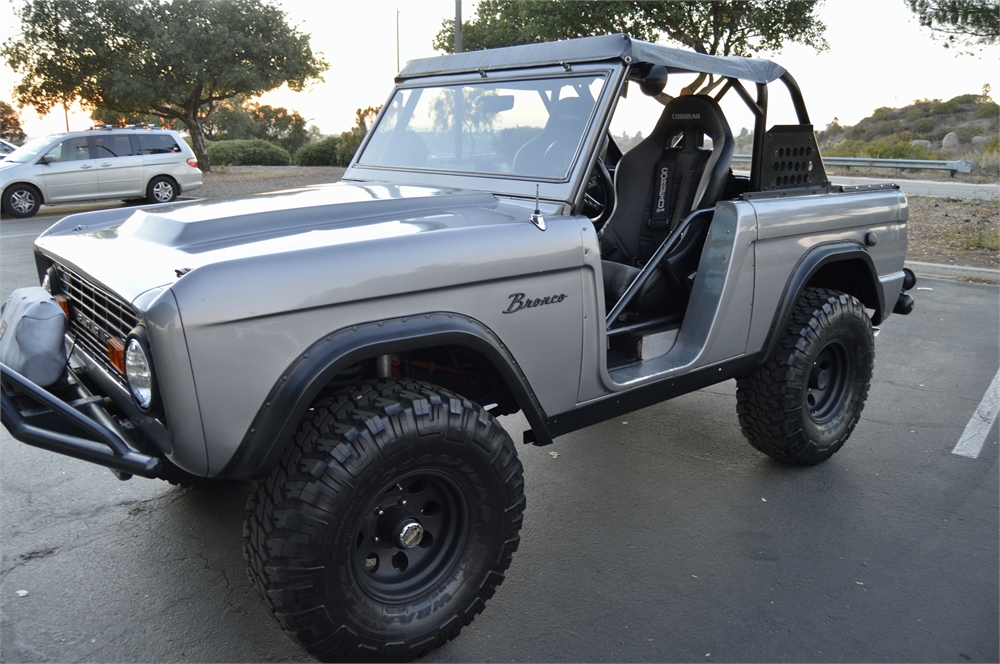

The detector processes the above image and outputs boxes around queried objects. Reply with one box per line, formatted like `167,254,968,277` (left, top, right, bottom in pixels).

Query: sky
1,0,997,140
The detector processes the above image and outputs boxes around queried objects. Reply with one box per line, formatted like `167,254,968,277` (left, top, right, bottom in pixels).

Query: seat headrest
650,95,731,145
546,97,593,126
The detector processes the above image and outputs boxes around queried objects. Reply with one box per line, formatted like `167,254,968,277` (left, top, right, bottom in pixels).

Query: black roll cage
624,65,811,192
602,67,812,333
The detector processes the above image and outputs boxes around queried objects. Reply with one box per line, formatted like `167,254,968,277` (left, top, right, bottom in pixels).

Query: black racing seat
599,94,734,317
512,97,593,177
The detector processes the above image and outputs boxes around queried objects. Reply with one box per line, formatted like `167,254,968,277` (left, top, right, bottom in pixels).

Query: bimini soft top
396,33,787,84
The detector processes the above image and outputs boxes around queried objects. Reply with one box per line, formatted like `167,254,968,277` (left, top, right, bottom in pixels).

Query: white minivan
0,126,202,218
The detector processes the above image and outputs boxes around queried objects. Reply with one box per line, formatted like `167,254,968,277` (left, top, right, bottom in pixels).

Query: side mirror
637,64,668,97
38,155,54,165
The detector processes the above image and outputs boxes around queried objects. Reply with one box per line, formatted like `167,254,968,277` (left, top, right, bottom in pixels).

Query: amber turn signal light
53,294,70,318
108,338,126,374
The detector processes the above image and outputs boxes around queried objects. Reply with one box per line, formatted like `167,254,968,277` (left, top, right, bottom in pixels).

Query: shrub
824,137,940,160
956,126,980,142
974,101,999,120
931,99,961,115
207,139,290,166
908,117,937,134
975,137,1000,178
872,107,895,120
295,135,342,166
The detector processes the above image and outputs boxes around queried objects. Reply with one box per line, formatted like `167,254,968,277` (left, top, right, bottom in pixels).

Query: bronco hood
34,182,521,304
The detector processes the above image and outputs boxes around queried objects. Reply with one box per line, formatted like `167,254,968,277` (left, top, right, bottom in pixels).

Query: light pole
454,0,462,53
396,8,400,72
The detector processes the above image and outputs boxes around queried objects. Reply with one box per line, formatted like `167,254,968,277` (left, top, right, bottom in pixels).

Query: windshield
3,135,60,163
357,74,606,180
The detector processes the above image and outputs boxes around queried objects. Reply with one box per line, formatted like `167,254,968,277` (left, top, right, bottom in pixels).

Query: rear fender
759,242,883,365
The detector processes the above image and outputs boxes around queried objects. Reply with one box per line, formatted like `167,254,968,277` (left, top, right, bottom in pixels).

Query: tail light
186,157,199,168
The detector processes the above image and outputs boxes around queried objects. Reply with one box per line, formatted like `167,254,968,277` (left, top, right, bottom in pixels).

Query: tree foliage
338,106,382,165
204,96,310,155
2,0,327,170
433,0,827,91
295,106,381,167
905,0,999,48
0,101,27,143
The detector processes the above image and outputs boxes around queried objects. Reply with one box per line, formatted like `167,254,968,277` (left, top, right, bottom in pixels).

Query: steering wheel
582,158,615,230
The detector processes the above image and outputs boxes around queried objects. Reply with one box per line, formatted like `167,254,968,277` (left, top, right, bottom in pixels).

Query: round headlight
125,338,154,410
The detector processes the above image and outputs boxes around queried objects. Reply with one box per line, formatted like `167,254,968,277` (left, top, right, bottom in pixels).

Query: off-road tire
736,288,874,465
2,183,41,218
145,176,178,204
244,379,525,662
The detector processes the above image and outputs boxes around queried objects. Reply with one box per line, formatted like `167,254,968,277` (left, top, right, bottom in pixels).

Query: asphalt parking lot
0,211,997,662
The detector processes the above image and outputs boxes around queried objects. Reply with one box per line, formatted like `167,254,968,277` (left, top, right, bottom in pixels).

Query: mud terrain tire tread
736,287,874,465
244,378,524,662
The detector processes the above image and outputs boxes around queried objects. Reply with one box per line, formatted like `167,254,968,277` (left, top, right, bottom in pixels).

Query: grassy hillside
817,92,999,176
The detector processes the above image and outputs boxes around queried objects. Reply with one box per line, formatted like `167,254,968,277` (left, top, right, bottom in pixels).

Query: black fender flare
759,241,884,365
218,312,553,480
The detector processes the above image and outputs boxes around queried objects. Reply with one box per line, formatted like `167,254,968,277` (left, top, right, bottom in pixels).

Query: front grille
53,263,140,384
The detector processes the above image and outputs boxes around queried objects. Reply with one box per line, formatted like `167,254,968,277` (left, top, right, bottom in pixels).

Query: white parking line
952,369,1000,459
0,232,42,239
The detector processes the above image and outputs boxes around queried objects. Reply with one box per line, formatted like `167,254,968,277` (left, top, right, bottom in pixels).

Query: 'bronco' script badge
503,292,567,314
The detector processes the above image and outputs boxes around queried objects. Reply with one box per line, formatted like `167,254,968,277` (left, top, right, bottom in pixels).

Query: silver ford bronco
1,35,915,662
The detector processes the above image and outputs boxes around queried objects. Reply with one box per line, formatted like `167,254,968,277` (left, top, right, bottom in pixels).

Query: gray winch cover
397,34,787,84
0,287,67,388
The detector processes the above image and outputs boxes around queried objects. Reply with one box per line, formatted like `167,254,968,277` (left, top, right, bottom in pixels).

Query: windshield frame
356,72,608,182
345,63,625,207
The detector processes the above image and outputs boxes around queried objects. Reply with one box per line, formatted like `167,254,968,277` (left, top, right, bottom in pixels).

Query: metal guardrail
731,154,972,178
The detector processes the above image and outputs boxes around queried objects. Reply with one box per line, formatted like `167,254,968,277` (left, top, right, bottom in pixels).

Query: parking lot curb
905,260,1000,281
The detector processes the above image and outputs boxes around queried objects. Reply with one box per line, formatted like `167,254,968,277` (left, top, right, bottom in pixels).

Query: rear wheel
2,184,41,218
736,288,874,465
145,176,178,204
245,379,524,662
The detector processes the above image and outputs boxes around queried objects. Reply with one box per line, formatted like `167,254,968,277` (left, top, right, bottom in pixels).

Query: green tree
2,0,327,170
0,101,27,143
905,0,1000,48
434,0,827,92
337,106,381,165
205,96,311,155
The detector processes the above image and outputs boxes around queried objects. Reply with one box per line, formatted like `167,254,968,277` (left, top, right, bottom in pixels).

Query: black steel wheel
352,470,469,604
2,183,41,218
805,340,851,423
736,288,874,465
245,379,524,662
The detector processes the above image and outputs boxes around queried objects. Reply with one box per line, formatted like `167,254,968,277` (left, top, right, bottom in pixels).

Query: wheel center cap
396,519,423,549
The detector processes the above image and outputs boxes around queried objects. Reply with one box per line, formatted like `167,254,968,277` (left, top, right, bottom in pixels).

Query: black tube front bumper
0,362,161,479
